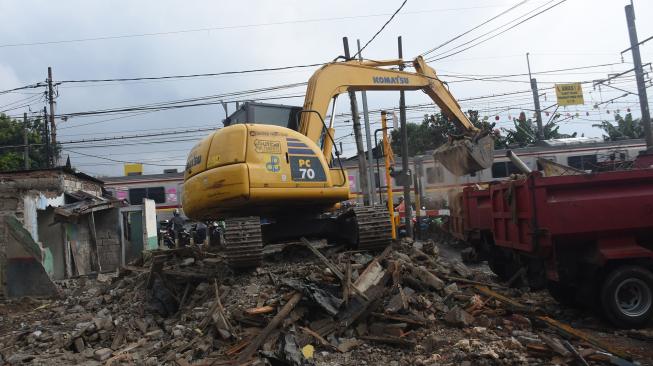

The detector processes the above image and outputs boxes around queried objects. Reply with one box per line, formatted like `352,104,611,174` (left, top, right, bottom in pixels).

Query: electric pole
47,67,57,163
625,3,652,149
343,37,370,205
357,39,376,206
527,53,543,141
23,113,29,170
43,107,51,167
398,36,412,237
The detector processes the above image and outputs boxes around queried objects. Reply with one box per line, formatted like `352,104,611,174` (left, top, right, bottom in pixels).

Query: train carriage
101,138,647,220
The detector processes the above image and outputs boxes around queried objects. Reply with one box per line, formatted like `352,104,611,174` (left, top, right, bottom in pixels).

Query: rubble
0,238,650,365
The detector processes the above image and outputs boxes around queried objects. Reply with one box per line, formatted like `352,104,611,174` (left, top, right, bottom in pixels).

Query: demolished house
0,167,125,298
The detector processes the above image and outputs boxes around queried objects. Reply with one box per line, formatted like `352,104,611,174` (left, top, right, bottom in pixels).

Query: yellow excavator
183,56,493,268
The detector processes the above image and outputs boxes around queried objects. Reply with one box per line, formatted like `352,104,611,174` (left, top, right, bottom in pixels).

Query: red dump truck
449,186,492,260
486,166,653,327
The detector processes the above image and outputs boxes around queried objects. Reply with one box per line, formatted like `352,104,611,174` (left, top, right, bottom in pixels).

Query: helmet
173,209,180,216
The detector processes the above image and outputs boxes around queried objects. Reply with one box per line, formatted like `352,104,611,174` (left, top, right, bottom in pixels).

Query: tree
390,110,496,156
0,113,53,171
500,112,576,147
390,110,511,155
592,113,643,141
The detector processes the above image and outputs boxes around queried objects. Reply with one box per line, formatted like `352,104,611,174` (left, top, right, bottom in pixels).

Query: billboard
555,83,584,106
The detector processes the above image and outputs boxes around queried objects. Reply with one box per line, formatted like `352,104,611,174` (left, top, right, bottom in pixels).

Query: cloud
0,64,24,90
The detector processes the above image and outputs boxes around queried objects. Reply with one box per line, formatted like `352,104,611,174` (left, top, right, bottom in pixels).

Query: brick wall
96,229,121,271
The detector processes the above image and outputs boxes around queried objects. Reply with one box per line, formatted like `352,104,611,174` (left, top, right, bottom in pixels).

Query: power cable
0,5,512,49
0,83,46,96
64,148,183,167
426,0,567,62
57,64,323,84
353,0,408,59
420,0,529,57
59,127,217,145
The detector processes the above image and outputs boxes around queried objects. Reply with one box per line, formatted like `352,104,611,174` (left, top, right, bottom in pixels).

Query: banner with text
555,83,584,106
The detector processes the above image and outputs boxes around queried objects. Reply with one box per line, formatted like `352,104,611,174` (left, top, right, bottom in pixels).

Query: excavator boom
298,56,493,175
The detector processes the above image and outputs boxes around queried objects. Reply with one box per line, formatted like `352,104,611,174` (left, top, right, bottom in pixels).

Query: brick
94,348,112,361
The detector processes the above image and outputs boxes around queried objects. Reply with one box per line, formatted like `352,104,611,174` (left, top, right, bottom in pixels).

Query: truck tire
547,281,577,306
600,265,653,328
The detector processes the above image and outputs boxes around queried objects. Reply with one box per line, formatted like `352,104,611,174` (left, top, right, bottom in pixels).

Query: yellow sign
555,83,584,106
124,163,143,176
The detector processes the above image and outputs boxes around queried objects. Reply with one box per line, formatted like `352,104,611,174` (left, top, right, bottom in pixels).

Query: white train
102,137,647,215
342,137,647,207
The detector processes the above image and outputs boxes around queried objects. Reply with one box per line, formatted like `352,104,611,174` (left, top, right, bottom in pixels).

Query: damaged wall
62,209,123,277
0,168,122,280
38,207,65,280
0,214,58,298
94,208,122,272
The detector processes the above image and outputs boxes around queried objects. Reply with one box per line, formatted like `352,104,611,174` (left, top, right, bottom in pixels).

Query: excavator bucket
433,135,494,176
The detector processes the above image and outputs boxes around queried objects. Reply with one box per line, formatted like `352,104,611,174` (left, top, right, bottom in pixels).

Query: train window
128,186,166,205
567,154,597,170
128,188,147,205
491,161,520,178
426,166,444,183
148,187,166,203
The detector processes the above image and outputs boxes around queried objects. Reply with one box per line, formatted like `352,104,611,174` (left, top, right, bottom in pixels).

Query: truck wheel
600,266,653,328
488,255,509,280
547,281,576,306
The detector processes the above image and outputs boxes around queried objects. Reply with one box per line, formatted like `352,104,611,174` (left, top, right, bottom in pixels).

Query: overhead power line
420,0,529,57
426,0,568,62
57,64,323,84
353,0,408,59
59,127,217,145
0,5,509,49
0,83,46,96
65,148,183,167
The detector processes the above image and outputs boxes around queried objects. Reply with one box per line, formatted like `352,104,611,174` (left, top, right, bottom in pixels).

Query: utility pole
23,113,29,170
43,107,51,167
413,158,422,239
625,3,652,149
526,53,543,141
357,39,376,206
47,67,57,163
343,37,370,205
398,36,412,237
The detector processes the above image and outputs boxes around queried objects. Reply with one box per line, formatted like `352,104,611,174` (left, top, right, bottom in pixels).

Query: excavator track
353,206,393,251
223,216,263,269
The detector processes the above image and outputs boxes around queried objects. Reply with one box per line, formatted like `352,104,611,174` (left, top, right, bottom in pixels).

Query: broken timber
300,237,368,300
236,291,303,363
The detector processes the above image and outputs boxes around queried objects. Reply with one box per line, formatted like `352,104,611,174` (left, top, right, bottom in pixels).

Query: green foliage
0,113,53,171
500,112,576,148
592,113,643,141
390,110,511,156
389,110,502,156
388,109,579,156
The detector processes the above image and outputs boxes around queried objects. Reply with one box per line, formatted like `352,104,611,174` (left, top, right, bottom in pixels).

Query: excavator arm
298,56,493,176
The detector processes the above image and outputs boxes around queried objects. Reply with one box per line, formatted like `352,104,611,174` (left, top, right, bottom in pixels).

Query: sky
0,0,651,176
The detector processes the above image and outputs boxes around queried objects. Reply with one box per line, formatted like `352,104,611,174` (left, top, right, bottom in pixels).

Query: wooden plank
244,306,275,315
300,237,368,300
88,211,101,272
360,335,415,348
370,312,426,326
236,292,303,363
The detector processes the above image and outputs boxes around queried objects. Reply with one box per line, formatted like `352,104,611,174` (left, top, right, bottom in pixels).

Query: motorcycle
158,220,191,248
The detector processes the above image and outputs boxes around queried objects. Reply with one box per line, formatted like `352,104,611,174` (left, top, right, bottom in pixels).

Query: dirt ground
0,235,651,365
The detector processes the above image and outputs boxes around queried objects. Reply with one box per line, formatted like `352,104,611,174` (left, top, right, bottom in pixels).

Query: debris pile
0,239,648,365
